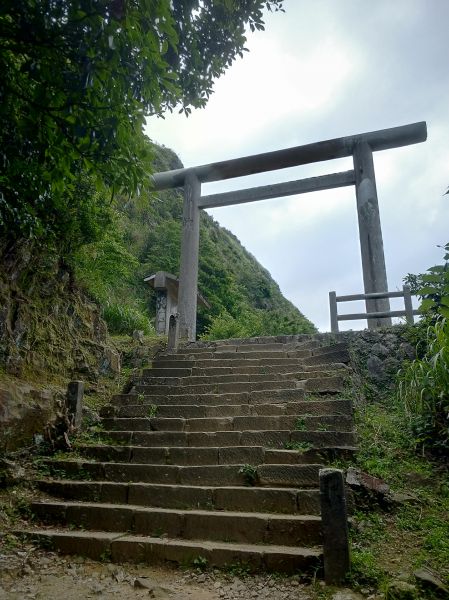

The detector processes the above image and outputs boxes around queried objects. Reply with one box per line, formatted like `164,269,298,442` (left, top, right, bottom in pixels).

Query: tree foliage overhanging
0,0,283,245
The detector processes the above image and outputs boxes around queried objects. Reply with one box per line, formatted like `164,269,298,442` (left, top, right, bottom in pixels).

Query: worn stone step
185,334,318,346
177,333,322,347
157,350,320,362
152,357,316,369
138,372,299,386
31,501,322,547
138,368,344,386
103,429,356,448
133,380,300,396
76,444,356,466
36,480,321,514
148,363,345,378
17,529,322,574
133,376,345,397
157,341,346,362
150,357,316,371
40,460,322,487
152,343,348,369
169,342,291,354
163,338,323,354
304,376,345,393
302,349,350,367
111,388,310,407
100,414,353,433
102,398,353,419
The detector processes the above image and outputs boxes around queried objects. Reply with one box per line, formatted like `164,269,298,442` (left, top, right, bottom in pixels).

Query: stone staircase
23,335,355,575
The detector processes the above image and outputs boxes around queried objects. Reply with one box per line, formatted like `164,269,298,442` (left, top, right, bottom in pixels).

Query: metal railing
329,285,420,332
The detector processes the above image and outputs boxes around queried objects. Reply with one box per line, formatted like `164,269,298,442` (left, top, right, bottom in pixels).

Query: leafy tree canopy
404,242,449,319
0,0,283,243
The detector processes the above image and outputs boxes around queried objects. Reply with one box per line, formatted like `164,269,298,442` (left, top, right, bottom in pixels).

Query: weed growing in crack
238,464,259,486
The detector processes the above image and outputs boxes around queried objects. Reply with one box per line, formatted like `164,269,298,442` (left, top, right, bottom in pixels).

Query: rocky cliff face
0,243,120,380
0,242,120,451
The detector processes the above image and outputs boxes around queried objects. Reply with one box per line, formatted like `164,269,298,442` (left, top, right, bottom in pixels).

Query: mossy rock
385,581,418,600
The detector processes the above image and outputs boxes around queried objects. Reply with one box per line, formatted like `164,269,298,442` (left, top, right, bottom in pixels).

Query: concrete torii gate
151,122,427,341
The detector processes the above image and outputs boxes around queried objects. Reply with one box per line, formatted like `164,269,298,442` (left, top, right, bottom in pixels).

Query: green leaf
418,286,439,296
419,298,436,312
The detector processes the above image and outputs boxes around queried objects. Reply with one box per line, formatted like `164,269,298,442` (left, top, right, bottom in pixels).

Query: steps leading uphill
24,335,355,575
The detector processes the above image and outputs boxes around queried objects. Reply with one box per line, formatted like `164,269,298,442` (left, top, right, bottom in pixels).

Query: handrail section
329,285,419,332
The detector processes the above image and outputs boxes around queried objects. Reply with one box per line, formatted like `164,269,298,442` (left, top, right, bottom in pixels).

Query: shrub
102,303,154,336
398,317,449,454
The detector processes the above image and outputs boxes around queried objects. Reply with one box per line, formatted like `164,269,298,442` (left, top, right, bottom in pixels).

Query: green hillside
72,145,316,339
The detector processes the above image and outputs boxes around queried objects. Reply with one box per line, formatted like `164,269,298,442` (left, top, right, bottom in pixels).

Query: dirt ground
0,540,337,600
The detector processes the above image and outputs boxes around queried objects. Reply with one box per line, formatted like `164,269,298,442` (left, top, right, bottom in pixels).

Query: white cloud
145,0,449,332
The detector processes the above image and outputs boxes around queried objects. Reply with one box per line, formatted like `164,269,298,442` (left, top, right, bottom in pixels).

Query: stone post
155,289,168,335
353,142,392,328
66,381,84,429
167,314,179,351
319,468,350,585
178,170,201,341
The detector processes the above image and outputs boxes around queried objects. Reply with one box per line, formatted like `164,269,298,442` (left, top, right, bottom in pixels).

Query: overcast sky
146,0,449,332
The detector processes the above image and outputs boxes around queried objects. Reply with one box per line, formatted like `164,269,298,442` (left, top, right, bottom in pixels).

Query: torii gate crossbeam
151,121,427,341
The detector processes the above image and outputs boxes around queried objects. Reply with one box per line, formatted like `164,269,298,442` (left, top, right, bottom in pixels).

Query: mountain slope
73,144,316,338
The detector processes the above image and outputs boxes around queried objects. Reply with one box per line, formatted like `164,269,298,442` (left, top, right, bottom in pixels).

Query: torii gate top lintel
150,121,427,341
151,121,427,191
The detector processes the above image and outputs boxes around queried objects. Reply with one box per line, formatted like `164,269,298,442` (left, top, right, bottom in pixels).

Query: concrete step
31,501,322,547
111,388,310,407
76,444,356,466
100,429,356,448
102,398,352,419
36,480,321,514
17,529,322,573
40,461,323,487
100,414,354,433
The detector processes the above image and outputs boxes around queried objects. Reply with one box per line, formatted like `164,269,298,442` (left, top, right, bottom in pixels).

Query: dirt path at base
0,543,320,600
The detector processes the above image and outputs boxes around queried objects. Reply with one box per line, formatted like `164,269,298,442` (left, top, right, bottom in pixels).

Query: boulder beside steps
20,334,355,575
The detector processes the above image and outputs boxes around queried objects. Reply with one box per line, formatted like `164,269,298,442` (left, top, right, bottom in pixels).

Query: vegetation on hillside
399,242,449,455
347,396,449,595
71,144,315,338
337,240,449,595
0,1,315,341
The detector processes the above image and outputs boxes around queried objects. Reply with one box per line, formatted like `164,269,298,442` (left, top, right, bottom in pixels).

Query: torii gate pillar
178,170,201,341
353,141,392,328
